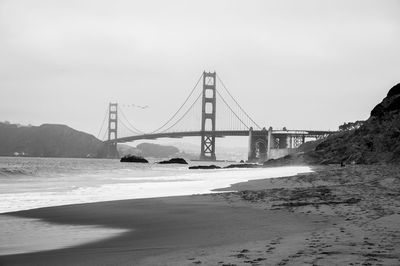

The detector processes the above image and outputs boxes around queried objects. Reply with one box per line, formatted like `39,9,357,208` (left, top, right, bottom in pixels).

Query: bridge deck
106,130,335,143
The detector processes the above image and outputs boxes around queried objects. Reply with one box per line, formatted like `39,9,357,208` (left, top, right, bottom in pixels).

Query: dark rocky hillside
0,123,105,158
266,83,400,165
312,83,400,164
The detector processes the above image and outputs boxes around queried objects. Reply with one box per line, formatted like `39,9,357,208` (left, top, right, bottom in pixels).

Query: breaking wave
0,157,313,213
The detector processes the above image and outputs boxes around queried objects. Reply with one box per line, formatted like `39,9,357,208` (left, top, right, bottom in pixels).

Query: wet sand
0,215,128,256
1,164,400,265
0,194,332,266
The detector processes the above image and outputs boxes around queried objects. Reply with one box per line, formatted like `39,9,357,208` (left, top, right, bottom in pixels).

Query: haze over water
0,157,311,213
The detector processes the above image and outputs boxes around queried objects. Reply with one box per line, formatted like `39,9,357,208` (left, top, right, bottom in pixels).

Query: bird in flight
122,104,149,109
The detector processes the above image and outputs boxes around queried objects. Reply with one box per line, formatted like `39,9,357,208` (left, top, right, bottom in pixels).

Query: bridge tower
200,71,217,161
106,102,119,158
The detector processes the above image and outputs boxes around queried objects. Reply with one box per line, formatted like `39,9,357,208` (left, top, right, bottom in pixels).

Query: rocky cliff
267,83,400,165
312,83,400,164
307,83,400,164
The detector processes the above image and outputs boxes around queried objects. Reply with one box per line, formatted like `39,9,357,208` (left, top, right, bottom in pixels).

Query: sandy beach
1,165,400,266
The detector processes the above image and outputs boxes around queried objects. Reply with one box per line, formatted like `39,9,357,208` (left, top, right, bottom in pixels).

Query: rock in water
189,165,221,170
158,158,188,164
120,155,148,163
224,163,262,169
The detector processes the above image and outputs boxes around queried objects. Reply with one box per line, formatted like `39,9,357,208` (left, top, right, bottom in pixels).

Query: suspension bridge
98,71,335,161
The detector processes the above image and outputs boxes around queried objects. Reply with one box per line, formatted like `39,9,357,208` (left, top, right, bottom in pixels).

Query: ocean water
0,157,312,214
0,157,313,256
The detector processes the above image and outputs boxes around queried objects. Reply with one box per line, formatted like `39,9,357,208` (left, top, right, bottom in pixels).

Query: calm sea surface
0,157,312,213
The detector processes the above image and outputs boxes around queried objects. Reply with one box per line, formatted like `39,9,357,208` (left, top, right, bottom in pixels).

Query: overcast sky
1,0,399,145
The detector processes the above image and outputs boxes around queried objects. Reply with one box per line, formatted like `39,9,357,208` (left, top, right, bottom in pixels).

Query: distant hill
118,142,195,159
269,83,400,165
136,143,179,158
171,141,248,161
0,122,194,159
117,144,141,157
0,123,105,158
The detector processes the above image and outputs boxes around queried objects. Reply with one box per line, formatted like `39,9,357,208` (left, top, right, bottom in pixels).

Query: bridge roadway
105,129,335,144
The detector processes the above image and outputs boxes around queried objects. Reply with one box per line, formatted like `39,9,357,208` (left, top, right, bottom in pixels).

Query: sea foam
0,165,312,213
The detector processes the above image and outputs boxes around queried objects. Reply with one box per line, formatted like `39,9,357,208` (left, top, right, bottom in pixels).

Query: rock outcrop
189,165,221,170
264,83,400,165
224,163,262,169
120,155,148,163
158,158,188,164
306,83,400,164
370,83,400,117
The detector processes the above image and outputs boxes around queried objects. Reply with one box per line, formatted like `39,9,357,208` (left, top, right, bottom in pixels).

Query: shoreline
1,164,400,265
0,165,312,214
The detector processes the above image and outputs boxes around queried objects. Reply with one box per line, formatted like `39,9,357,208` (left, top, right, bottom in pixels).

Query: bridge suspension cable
118,107,145,135
216,74,262,130
118,118,142,136
97,107,109,139
216,89,249,130
150,72,203,134
102,71,264,140
158,90,203,133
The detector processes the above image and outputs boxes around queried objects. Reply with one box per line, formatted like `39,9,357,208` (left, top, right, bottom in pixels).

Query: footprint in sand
291,251,304,258
234,253,249,259
277,258,290,265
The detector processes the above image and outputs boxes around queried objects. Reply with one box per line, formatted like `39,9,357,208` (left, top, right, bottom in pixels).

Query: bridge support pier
267,126,272,159
248,127,255,160
248,127,269,162
293,135,306,148
277,135,288,149
200,71,217,161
